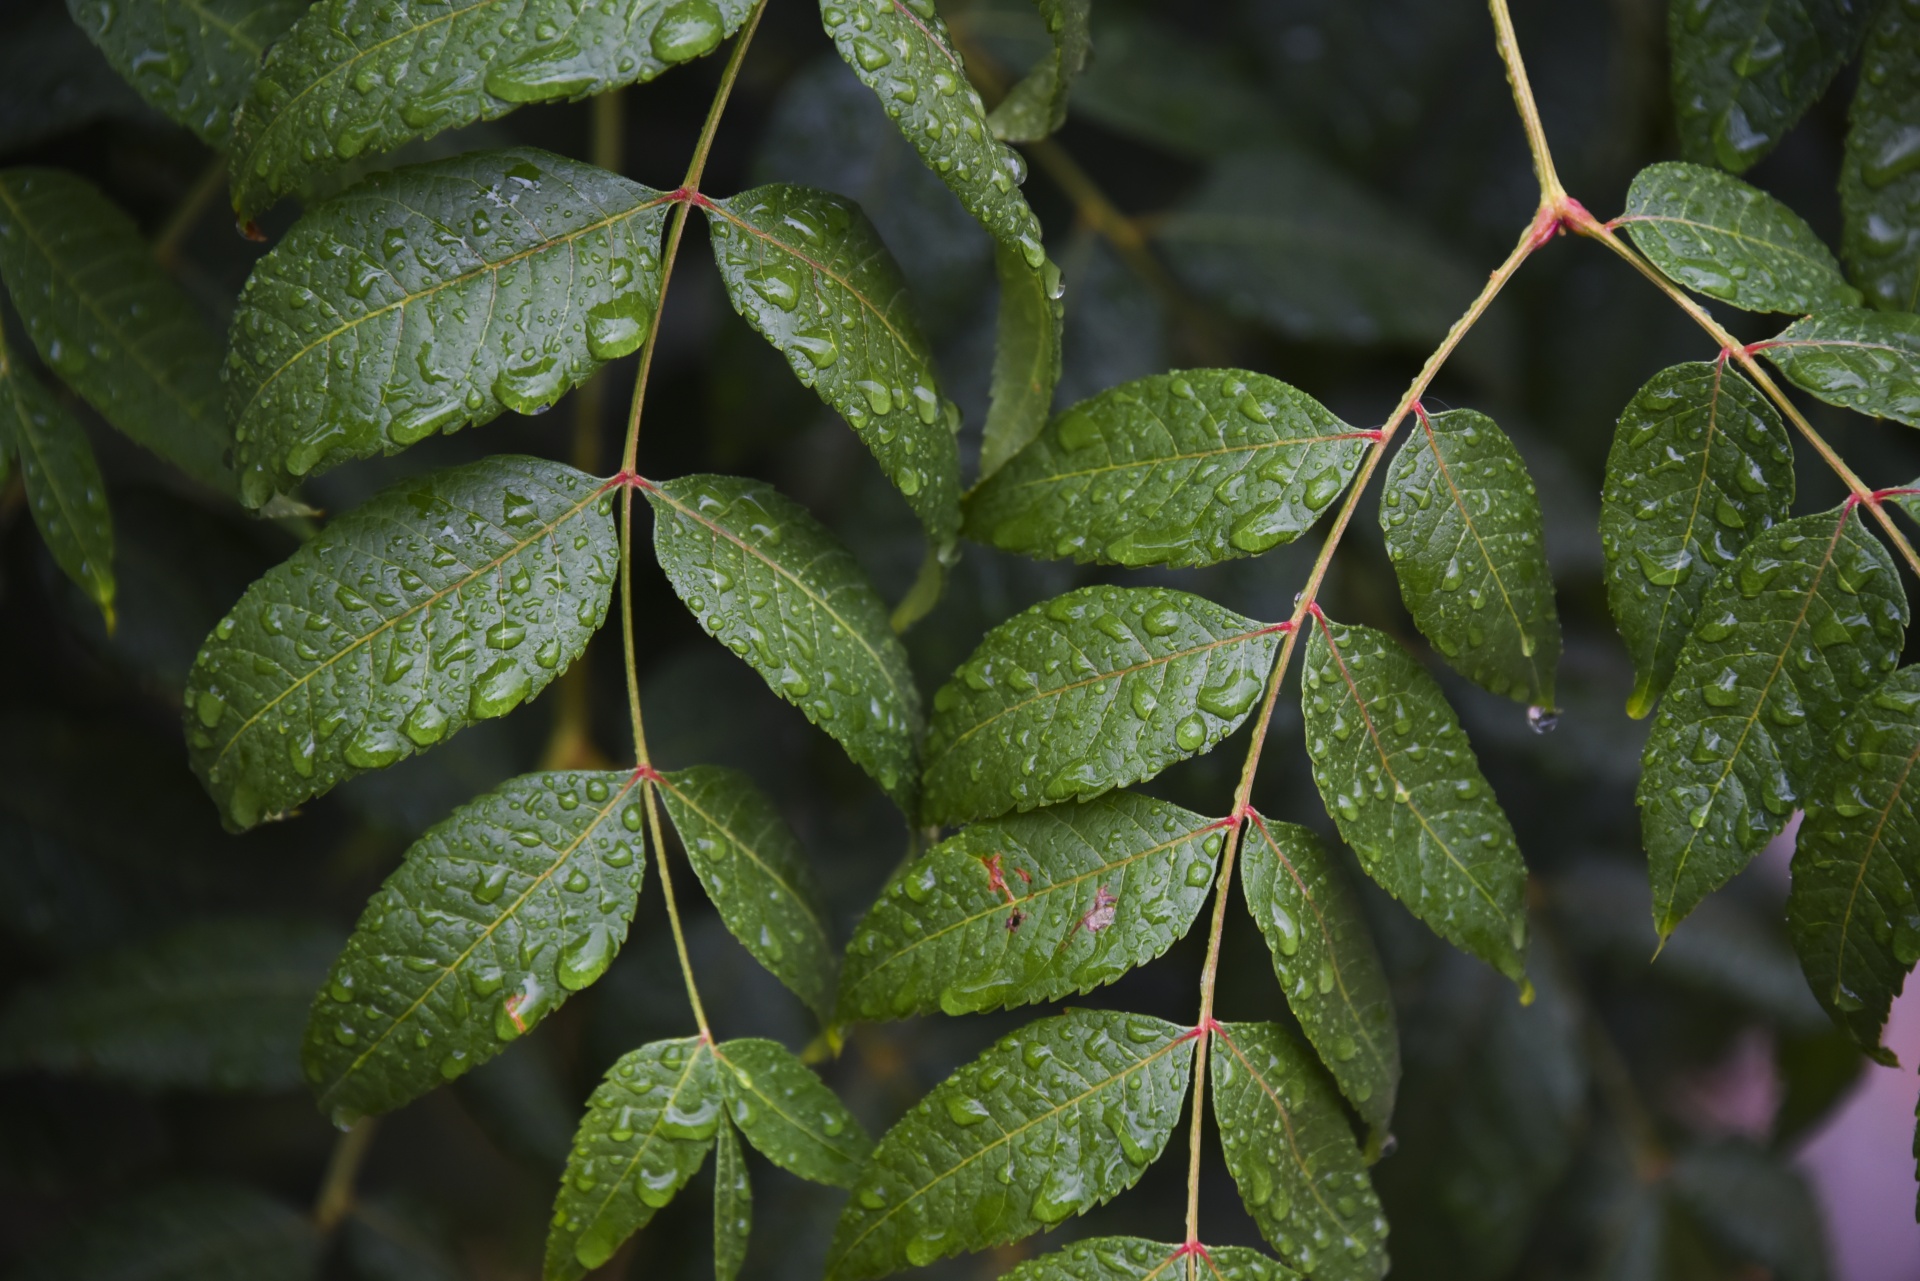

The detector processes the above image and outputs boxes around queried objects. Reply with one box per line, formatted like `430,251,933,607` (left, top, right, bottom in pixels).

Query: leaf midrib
1214,1025,1350,1236
660,773,832,963
576,1040,714,1249
1643,365,1731,685
1827,731,1920,1012
995,431,1372,492
1619,211,1840,285
714,1043,859,1177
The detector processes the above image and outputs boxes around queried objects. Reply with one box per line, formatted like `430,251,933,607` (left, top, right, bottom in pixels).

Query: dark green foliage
980,242,1065,480
1763,310,1920,427
714,1119,752,1281
0,335,113,621
985,0,1090,143
1843,1,1920,311
1668,1140,1830,1281
714,1037,873,1187
8,1182,320,1281
1001,1239,1298,1281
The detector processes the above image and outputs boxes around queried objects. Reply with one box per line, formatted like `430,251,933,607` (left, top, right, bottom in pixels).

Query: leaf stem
1488,0,1566,203
645,775,713,1037
312,1117,378,1232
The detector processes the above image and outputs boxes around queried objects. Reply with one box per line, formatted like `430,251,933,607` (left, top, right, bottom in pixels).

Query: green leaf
0,168,231,493
7,1181,319,1281
1619,161,1860,313
1668,0,1874,173
1241,815,1399,1137
66,0,306,145
1002,1238,1298,1281
0,919,340,1092
703,184,960,545
1761,310,1920,427
978,241,1065,482
1300,615,1530,984
923,585,1282,825
1668,1140,1829,1281
1842,2,1920,312
546,1037,720,1281
966,369,1370,567
1211,1021,1388,1281
0,338,114,625
713,1037,873,1187
1600,361,1795,719
1786,667,1920,1062
646,474,922,811
838,792,1226,1020
184,456,618,830
1640,507,1907,938
656,766,836,1022
228,0,753,218
985,0,1090,143
714,1119,752,1281
225,149,668,506
826,1009,1195,1281
302,770,648,1126
1380,408,1560,708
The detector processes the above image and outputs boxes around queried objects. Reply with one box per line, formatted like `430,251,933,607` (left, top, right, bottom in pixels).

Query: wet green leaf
184,457,618,831
826,1009,1194,1281
923,585,1282,825
837,792,1225,1020
0,337,113,624
1600,362,1795,719
1641,507,1907,938
1842,1,1920,312
225,148,668,506
985,0,1089,143
979,241,1064,482
967,369,1369,567
714,1119,751,1281
1001,1238,1298,1281
1300,615,1529,984
302,771,649,1127
7,1181,319,1281
1761,309,1920,427
646,474,922,811
714,1037,873,1188
1380,408,1560,708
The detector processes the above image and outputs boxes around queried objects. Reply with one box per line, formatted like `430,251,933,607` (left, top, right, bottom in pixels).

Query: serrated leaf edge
713,1040,865,1187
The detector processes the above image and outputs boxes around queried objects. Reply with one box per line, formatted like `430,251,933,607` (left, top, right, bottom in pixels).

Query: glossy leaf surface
1842,1,1920,311
8,1182,319,1281
715,1037,873,1188
978,242,1064,481
1001,1239,1298,1281
714,1120,752,1281
0,339,113,623
1762,310,1920,427
986,0,1090,142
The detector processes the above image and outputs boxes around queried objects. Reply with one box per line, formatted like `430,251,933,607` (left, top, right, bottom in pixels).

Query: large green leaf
1600,361,1795,719
837,792,1225,1020
978,241,1064,481
703,184,960,544
302,770,648,1126
0,919,340,1092
985,0,1090,143
1641,507,1907,938
1380,408,1560,708
1619,161,1859,313
0,337,113,624
1786,667,1920,1062
1211,1021,1388,1281
826,1009,1194,1281
1761,310,1920,427
713,1037,873,1188
1300,615,1529,984
1002,1239,1298,1281
714,1119,752,1281
646,474,921,810
0,168,231,493
546,1037,720,1281
1668,0,1874,173
8,1182,319,1281
1843,1,1920,312
184,457,618,830
228,0,753,217
1241,816,1399,1137
226,149,668,506
923,585,1282,825
656,766,836,1021
966,370,1370,568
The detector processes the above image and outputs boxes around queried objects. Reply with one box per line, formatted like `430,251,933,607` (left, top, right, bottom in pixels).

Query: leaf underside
979,240,1066,482
985,0,1091,143
1762,310,1920,428
1001,1238,1299,1281
715,1037,874,1188
0,341,114,621
1842,2,1920,312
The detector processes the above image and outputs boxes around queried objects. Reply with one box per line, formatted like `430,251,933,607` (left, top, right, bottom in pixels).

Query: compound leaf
1761,310,1920,427
1300,615,1529,984
1620,161,1859,312
979,241,1065,482
1241,816,1399,1137
226,148,668,506
967,369,1370,567
1211,1021,1387,1281
302,770,648,1126
923,585,1282,825
646,474,921,811
0,338,113,624
1002,1239,1298,1281
1641,507,1907,938
838,792,1226,1020
1843,2,1920,311
7,1181,319,1281
185,456,618,830
1380,408,1560,708
826,1009,1194,1281
714,1119,752,1281
1600,361,1795,718
714,1037,873,1188
986,0,1091,143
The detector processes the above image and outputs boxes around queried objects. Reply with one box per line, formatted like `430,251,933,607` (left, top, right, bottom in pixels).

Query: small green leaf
0,338,113,625
646,474,922,811
1641,507,1907,938
1241,815,1399,1137
838,792,1226,1020
1842,2,1920,312
978,241,1065,482
302,771,648,1127
1786,667,1920,1061
229,0,753,217
656,766,836,1022
1619,161,1860,312
714,1120,752,1281
1761,310,1920,427
923,585,1282,825
7,1181,319,1281
1002,1238,1298,1281
1211,1021,1388,1281
986,0,1091,143
713,1037,873,1188
1600,361,1794,719
0,168,231,493
226,148,668,506
1380,408,1560,708
546,1037,720,1281
185,457,618,830
827,1009,1194,1281
967,369,1369,567
1300,615,1529,984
